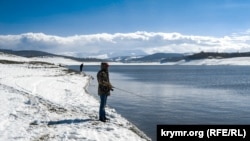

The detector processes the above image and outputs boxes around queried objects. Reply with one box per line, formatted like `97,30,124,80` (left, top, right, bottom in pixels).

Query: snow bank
172,57,250,65
0,55,151,141
0,52,81,66
31,56,82,66
0,52,30,62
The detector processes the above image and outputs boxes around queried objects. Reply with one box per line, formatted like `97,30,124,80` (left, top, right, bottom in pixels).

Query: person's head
101,62,109,71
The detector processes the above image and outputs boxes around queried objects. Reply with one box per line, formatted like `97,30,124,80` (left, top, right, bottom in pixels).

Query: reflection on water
69,65,250,141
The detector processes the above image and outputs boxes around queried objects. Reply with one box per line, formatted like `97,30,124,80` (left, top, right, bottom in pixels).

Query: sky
1,0,250,58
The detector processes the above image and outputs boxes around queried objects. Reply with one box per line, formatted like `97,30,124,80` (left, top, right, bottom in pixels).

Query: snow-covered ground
172,57,250,65
0,52,81,66
0,53,150,141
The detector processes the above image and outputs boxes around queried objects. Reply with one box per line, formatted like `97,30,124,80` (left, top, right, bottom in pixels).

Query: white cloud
1,31,250,58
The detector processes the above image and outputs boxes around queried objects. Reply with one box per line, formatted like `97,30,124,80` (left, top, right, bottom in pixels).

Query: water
68,65,250,140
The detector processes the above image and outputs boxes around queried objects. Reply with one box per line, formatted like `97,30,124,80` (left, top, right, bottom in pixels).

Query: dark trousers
99,94,108,120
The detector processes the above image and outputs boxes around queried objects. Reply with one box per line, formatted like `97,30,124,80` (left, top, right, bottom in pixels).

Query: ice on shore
0,53,151,141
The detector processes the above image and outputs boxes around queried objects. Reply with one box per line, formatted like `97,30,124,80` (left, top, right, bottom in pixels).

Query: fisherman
97,62,113,122
80,63,84,72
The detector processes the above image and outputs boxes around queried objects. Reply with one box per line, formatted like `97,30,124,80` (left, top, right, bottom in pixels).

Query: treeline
185,51,250,61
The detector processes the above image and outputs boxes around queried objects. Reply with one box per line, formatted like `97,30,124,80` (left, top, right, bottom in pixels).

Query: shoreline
0,55,151,141
83,70,151,141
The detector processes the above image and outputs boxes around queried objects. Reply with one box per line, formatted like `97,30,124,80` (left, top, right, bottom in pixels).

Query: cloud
1,31,250,58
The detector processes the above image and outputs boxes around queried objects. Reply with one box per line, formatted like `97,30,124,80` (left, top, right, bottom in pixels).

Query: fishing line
89,84,139,96
112,86,145,99
88,83,154,101
113,86,166,103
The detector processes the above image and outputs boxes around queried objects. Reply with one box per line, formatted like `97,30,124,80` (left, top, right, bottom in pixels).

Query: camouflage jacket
97,70,111,95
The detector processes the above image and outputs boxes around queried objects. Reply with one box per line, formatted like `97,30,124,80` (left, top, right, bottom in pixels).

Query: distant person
80,63,84,72
97,62,113,122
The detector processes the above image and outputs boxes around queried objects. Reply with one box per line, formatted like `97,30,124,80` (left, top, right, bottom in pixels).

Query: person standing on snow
80,63,84,72
97,62,113,122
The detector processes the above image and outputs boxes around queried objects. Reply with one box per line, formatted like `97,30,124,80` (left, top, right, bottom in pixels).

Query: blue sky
1,0,250,57
1,0,250,36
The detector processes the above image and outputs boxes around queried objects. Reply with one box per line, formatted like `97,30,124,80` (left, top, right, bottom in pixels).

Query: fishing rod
89,83,144,98
112,86,146,99
89,83,160,102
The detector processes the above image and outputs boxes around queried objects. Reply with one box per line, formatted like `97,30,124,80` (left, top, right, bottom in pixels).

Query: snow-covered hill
168,57,250,65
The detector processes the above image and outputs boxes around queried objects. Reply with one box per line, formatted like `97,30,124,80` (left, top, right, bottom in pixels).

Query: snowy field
0,53,150,141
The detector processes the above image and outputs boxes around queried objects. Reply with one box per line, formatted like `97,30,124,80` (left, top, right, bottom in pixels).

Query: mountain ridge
1,49,250,63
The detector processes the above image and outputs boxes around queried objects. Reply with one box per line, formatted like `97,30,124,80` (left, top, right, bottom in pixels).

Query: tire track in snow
0,82,98,140
1,81,98,122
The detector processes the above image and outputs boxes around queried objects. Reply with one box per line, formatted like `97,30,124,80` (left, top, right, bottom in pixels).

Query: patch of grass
63,68,79,74
0,60,24,64
0,60,54,66
28,61,54,65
